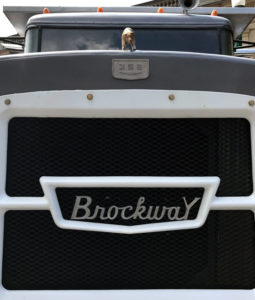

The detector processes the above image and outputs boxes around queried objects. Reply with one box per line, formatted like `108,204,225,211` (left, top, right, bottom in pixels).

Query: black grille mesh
56,187,203,225
6,118,252,197
3,210,255,290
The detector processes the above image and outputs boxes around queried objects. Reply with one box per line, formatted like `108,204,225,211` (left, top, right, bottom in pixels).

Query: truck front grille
4,117,254,290
6,117,252,197
3,210,255,290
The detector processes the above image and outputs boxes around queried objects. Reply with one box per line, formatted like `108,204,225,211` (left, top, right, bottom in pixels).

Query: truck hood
0,50,255,96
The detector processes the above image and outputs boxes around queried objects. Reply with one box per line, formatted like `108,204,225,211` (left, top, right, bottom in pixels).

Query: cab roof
27,12,232,30
5,6,255,38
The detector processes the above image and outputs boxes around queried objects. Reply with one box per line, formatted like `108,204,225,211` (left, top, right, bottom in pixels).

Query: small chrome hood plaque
112,59,150,80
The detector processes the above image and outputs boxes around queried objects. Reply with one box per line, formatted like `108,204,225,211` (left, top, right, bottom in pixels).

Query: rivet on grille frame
249,100,255,107
4,99,11,105
87,94,93,101
169,94,175,101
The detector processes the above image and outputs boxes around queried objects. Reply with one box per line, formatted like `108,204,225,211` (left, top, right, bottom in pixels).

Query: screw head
169,94,175,101
4,99,11,105
87,93,93,101
249,100,255,107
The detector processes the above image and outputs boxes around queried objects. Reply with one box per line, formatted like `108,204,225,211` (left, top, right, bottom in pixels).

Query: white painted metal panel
0,89,254,299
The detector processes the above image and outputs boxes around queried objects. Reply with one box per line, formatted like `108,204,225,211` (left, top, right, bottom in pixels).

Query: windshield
37,27,228,54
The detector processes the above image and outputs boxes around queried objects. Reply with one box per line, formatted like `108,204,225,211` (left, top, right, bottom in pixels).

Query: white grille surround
0,89,254,299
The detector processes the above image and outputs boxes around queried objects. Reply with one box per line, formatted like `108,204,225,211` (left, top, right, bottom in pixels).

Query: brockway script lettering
71,196,201,221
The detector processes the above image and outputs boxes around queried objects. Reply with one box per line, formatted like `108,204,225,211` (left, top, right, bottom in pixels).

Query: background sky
0,0,145,36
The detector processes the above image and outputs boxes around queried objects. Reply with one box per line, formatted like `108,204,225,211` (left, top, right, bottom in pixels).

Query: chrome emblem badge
40,177,220,234
71,196,201,222
112,59,150,80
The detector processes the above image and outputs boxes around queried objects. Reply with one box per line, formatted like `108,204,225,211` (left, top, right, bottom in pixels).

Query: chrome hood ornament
121,27,136,52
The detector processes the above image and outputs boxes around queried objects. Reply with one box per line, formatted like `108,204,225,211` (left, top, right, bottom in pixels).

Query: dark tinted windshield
38,27,230,54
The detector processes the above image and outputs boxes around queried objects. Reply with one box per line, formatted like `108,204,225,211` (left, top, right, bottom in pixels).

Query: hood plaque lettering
112,59,149,80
